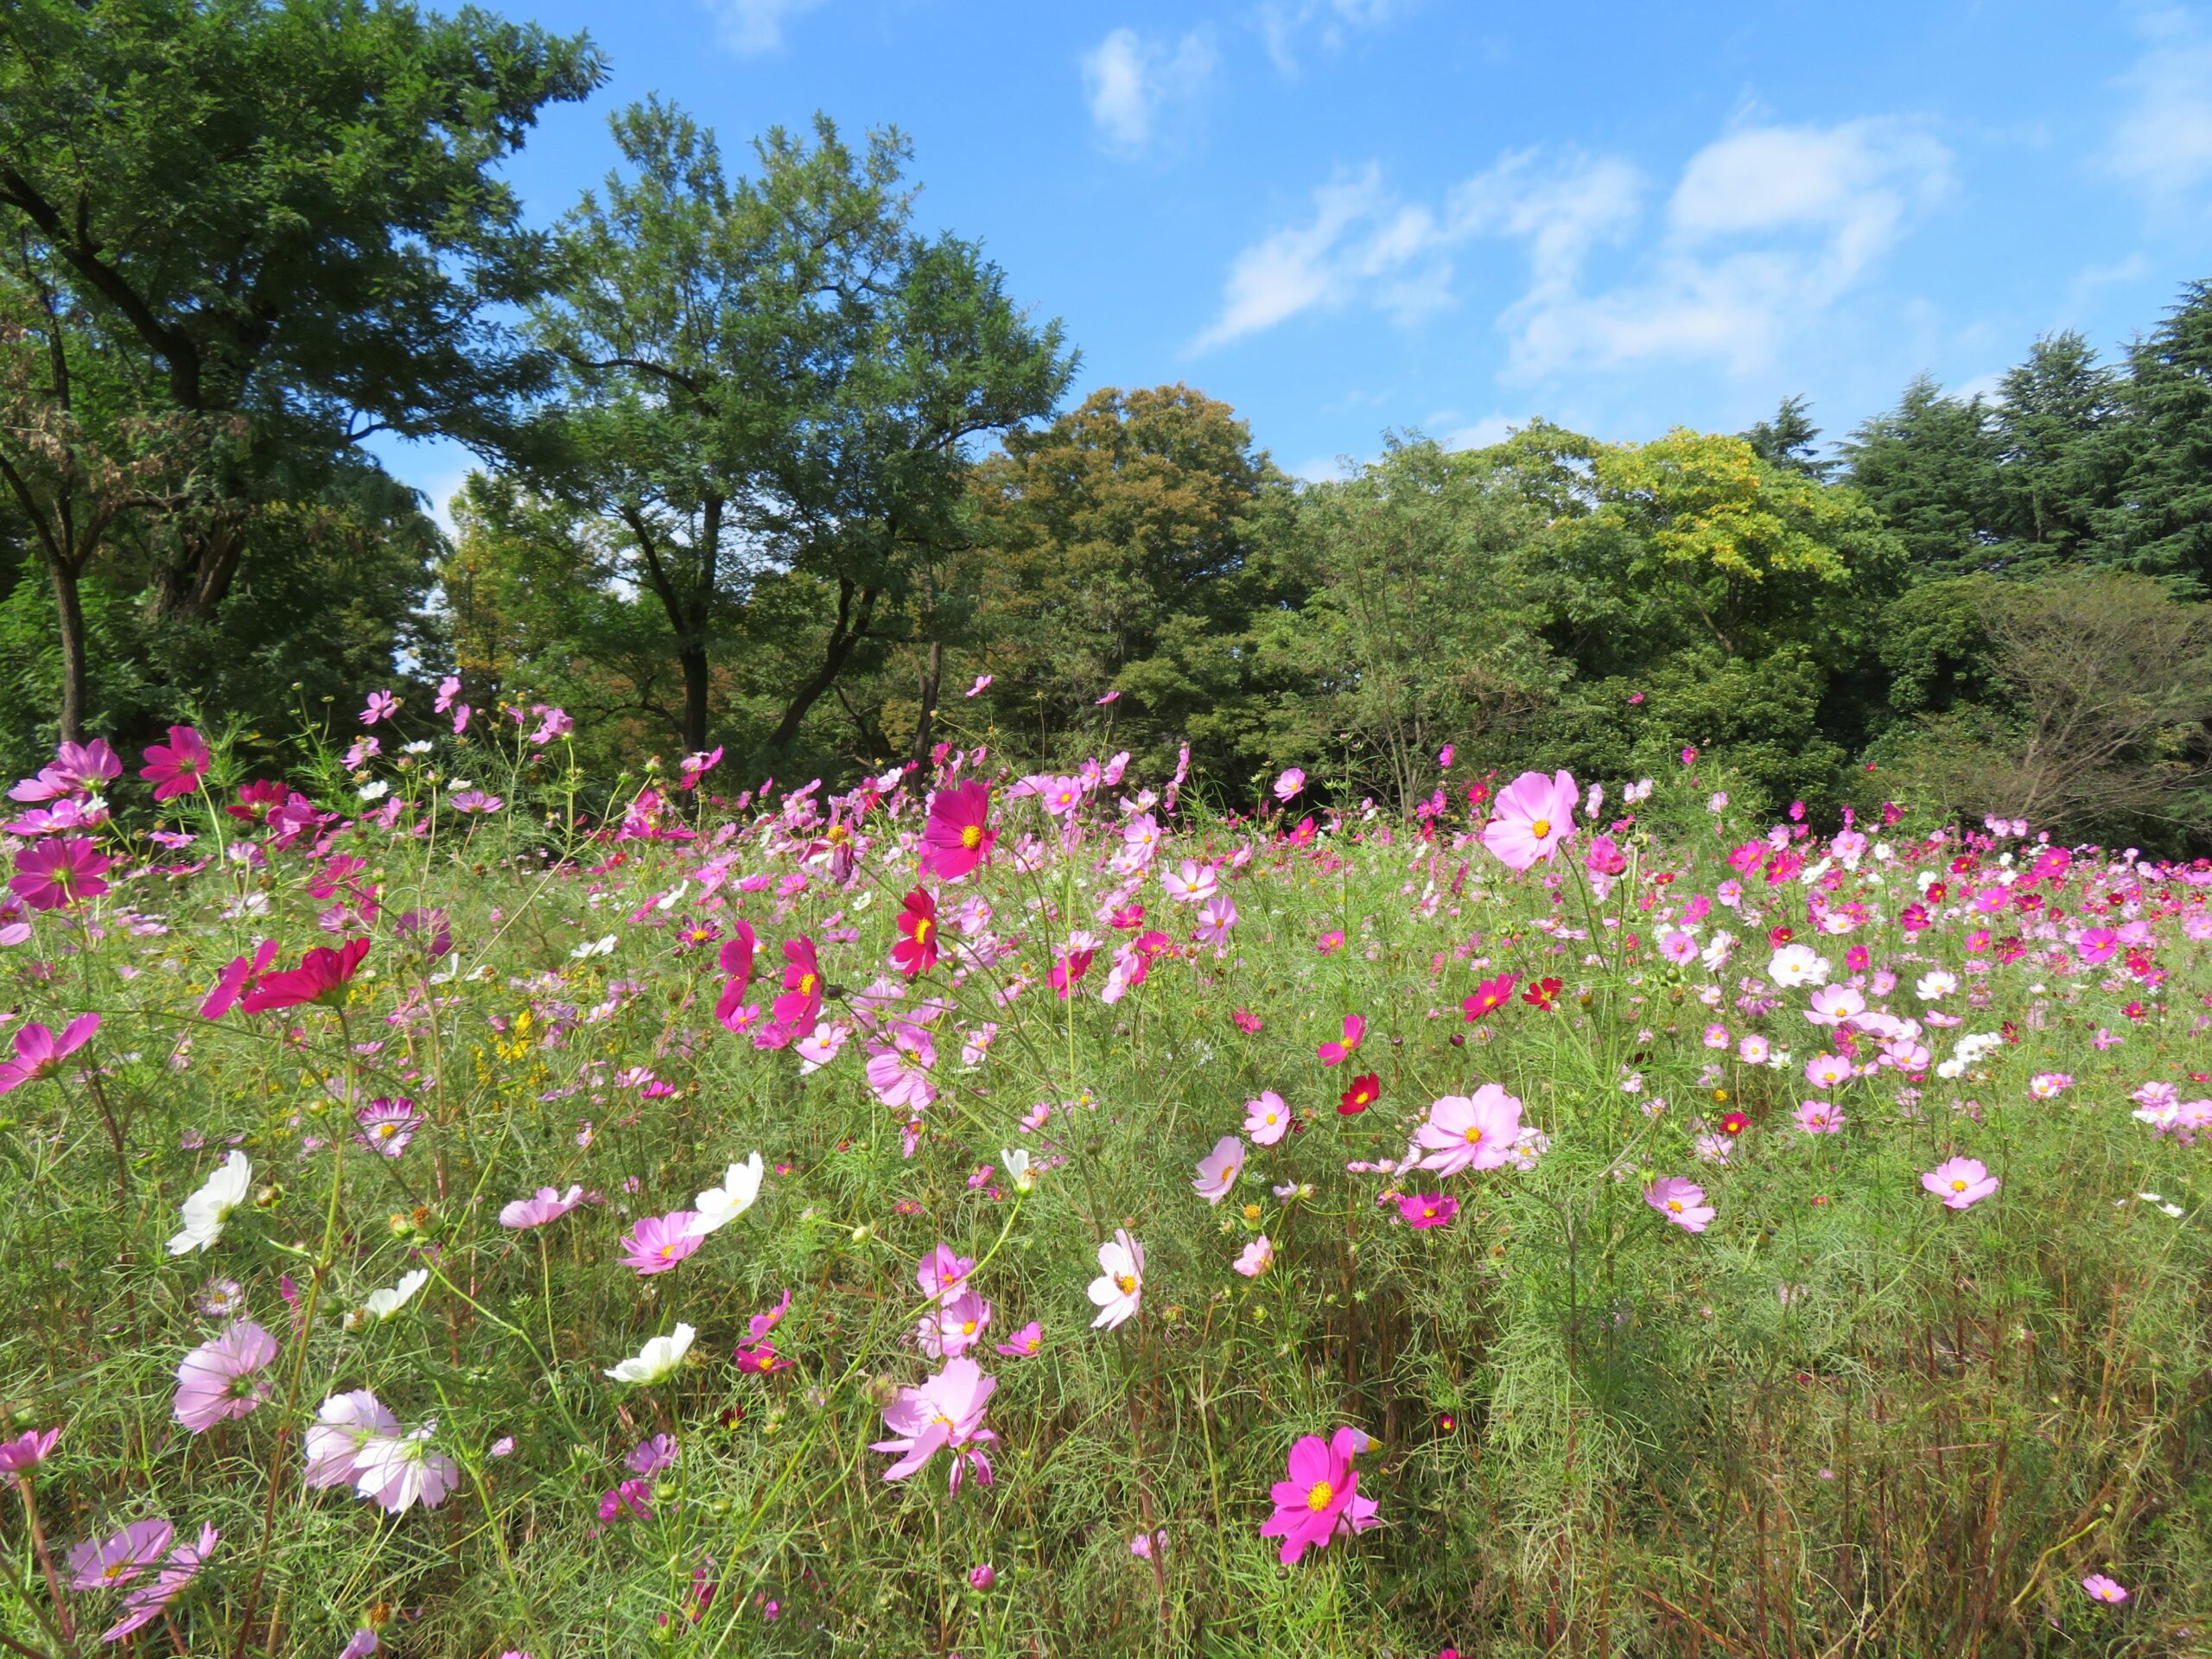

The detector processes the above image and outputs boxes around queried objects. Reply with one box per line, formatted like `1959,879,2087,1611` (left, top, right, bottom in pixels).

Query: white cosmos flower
167,1150,252,1256
1001,1147,1033,1192
569,933,618,961
1767,944,1831,989
363,1268,429,1322
607,1322,695,1385
357,780,391,802
1086,1230,1144,1330
690,1154,765,1234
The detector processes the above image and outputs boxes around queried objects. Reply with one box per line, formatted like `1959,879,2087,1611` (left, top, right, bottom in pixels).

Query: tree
1840,377,2002,575
514,102,1071,758
963,385,1294,778
1986,332,2127,568
2100,281,2212,594
1742,394,1834,480
0,0,602,735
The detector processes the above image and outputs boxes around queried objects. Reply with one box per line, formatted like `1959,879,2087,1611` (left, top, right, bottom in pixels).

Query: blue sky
378,0,2212,506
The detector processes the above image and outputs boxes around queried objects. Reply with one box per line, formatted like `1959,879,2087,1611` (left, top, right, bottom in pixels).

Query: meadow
0,697,2208,1658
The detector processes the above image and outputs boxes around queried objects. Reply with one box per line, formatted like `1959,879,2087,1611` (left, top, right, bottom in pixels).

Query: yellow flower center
827,824,850,843
1950,1179,1967,1192
960,824,982,849
1530,817,1551,838
961,1320,977,1336
1464,1126,1484,1144
798,973,817,995
1306,1480,1335,1512
1115,1273,1138,1295
1666,1199,1684,1214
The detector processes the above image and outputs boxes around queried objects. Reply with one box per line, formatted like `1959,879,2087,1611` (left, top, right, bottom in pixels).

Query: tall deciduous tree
0,0,602,736
514,102,1071,758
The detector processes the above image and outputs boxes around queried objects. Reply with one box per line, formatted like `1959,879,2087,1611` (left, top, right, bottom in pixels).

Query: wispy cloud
702,0,826,57
2102,8,2212,200
1192,118,1953,382
1253,0,1410,78
1081,27,1218,151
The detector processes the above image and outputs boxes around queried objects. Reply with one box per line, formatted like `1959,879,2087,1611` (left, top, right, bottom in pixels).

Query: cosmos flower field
1,704,2209,1657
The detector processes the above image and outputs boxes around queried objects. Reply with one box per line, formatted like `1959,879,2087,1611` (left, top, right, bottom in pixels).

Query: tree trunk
766,580,879,752
679,641,710,754
907,635,943,772
48,556,89,744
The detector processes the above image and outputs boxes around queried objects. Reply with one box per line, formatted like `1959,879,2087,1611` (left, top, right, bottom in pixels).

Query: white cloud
703,0,825,56
2103,9,2212,199
1081,27,1218,150
1436,413,1522,451
1192,118,1951,382
1255,0,1410,78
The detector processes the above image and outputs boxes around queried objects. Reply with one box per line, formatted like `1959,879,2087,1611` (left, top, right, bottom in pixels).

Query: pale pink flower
1192,1135,1245,1205
1412,1085,1523,1176
1921,1156,1999,1209
173,1319,277,1433
1645,1177,1713,1233
1243,1090,1290,1147
1086,1230,1144,1329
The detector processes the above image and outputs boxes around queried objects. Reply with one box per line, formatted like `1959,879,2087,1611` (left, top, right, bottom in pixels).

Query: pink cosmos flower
994,1319,1043,1359
173,1319,278,1433
1233,1235,1274,1277
1086,1230,1144,1329
628,1433,678,1478
100,1523,218,1643
864,1023,938,1114
919,1289,994,1360
1645,1177,1714,1233
499,1185,583,1229
360,690,399,725
240,938,371,1014
1658,930,1699,966
920,782,995,881
966,674,992,696
1481,769,1577,871
1192,893,1238,950
1803,1052,1853,1091
622,1211,706,1276
0,1014,99,1093
1243,1090,1290,1146
2082,1573,2128,1604
1398,1192,1460,1229
871,1357,999,1489
0,1426,59,1472
715,922,758,1030
1793,1100,1846,1134
1258,1428,1380,1565
450,790,504,814
352,1423,460,1514
1192,1135,1245,1205
734,1289,796,1373
918,1244,976,1306
1413,1085,1524,1176
1921,1156,1999,1210
67,1517,174,1590
1274,767,1306,803
139,726,211,801
1317,1013,1366,1067
11,836,111,910
303,1390,401,1489
354,1097,419,1157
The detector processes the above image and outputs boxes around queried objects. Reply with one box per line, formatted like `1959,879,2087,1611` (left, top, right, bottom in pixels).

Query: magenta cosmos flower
0,1014,99,1093
1921,1156,1999,1209
772,936,825,1032
200,939,281,1020
621,1211,706,1276
919,781,995,881
1480,769,1577,871
240,937,371,1014
174,1319,278,1433
1645,1176,1714,1233
139,726,211,802
499,1185,583,1229
1258,1427,1381,1565
1398,1192,1460,1229
0,1426,60,1472
67,1516,174,1591
1412,1085,1524,1176
871,1357,999,1489
11,836,111,911
354,1097,419,1158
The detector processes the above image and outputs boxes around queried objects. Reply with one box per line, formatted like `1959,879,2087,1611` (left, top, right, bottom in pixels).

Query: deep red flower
1521,976,1563,1011
1719,1110,1751,1136
1338,1072,1381,1116
891,889,939,977
241,938,371,1013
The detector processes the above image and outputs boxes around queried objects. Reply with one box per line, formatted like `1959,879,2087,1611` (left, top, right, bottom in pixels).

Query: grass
0,725,2209,1656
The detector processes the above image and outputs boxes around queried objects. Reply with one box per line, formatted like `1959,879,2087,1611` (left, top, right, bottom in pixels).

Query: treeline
5,2,2211,848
